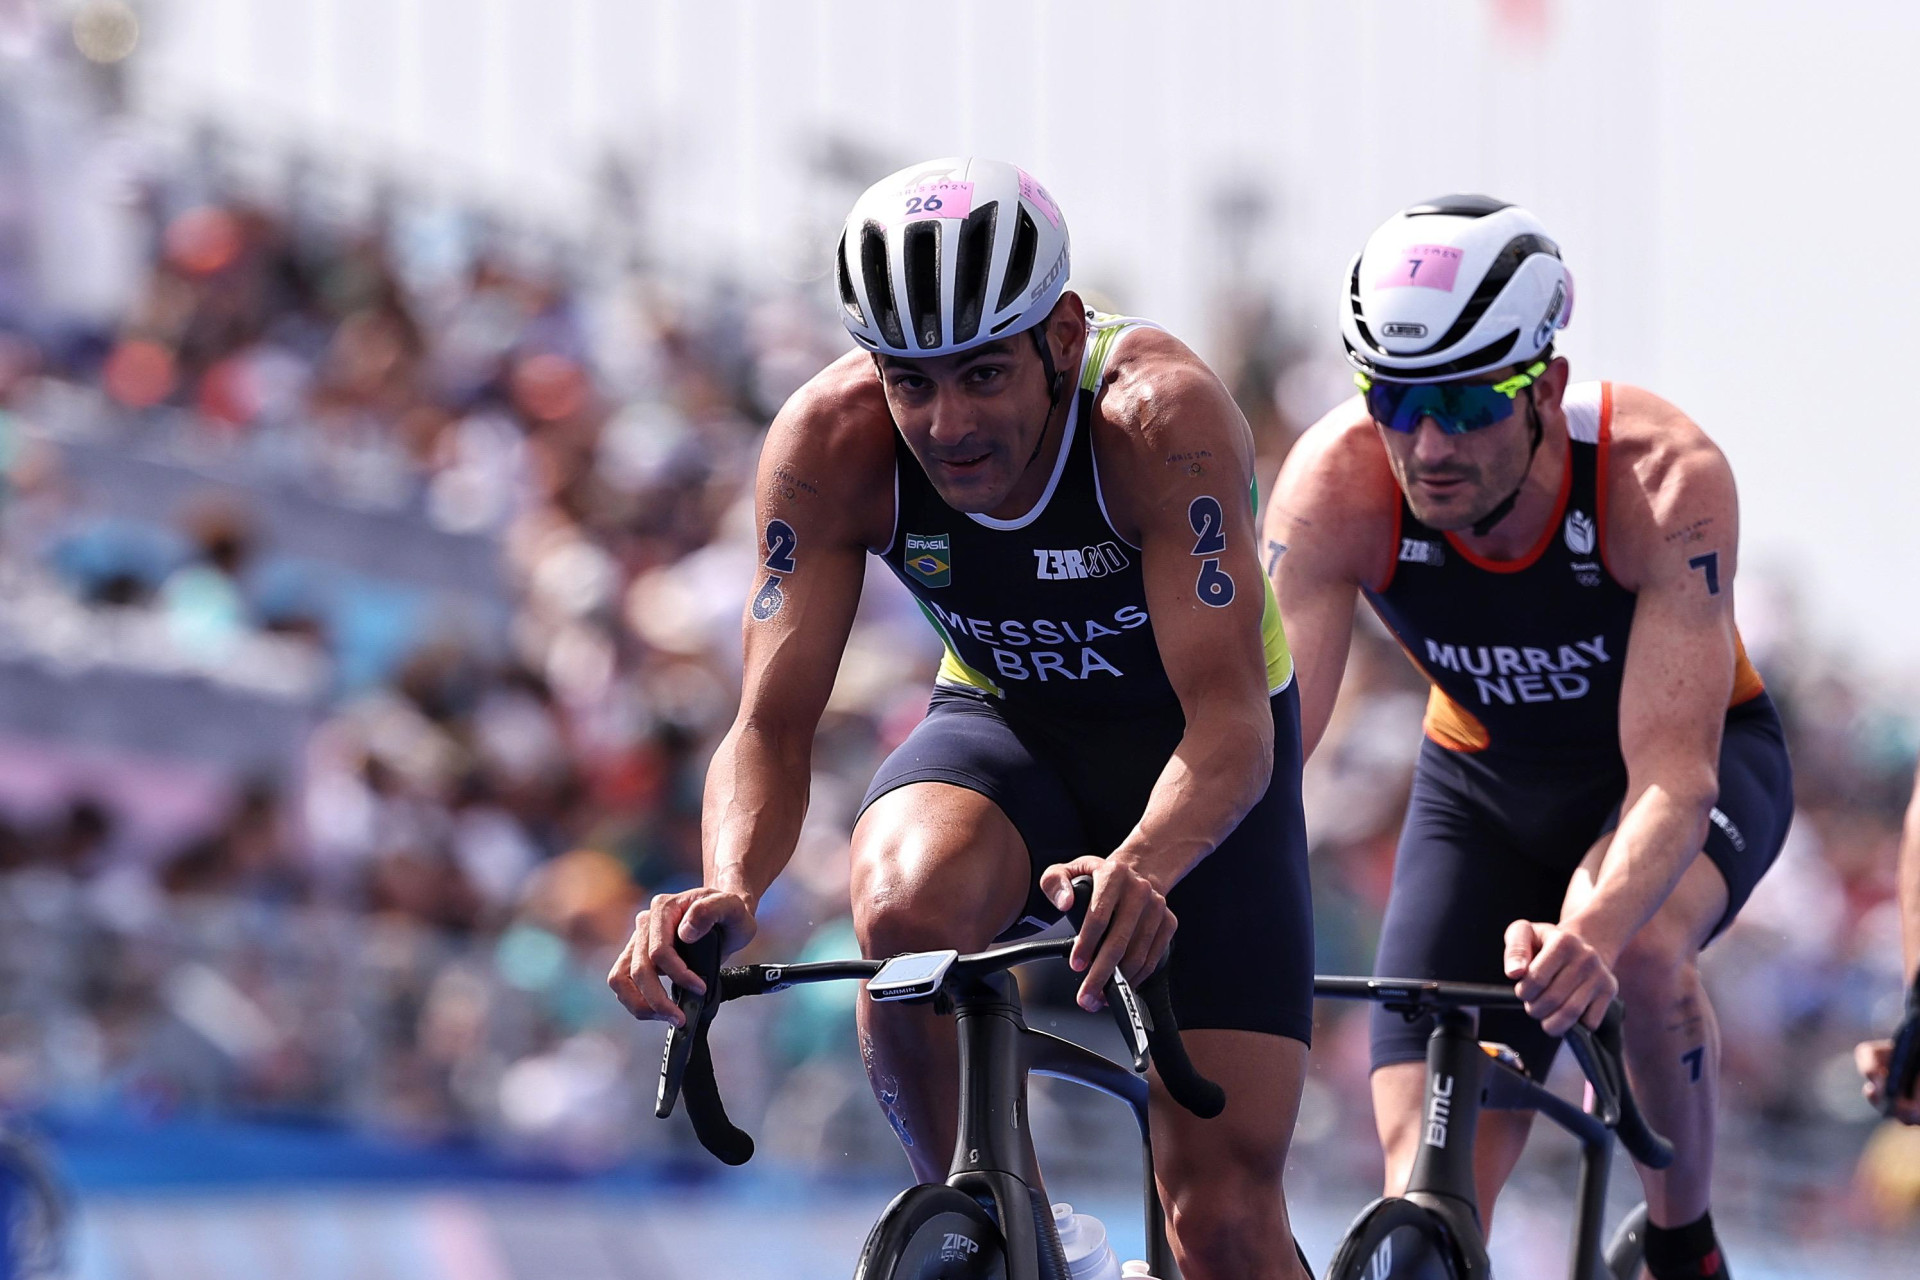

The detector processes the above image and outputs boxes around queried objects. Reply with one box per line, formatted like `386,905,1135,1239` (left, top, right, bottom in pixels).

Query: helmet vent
859,221,906,350
951,201,998,346
835,230,864,326
903,221,943,349
1405,194,1513,219
996,207,1039,311
1348,260,1382,353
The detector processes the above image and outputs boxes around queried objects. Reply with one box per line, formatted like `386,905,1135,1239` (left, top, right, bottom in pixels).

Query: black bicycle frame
945,970,1178,1280
1405,1007,1625,1280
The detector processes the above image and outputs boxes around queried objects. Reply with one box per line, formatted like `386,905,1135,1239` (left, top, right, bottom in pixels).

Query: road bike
1312,977,1673,1280
656,877,1222,1279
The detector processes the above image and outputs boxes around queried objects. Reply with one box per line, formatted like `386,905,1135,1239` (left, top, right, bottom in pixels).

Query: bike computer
867,949,960,1002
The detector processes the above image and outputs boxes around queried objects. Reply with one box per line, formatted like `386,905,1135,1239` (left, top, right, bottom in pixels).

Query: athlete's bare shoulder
1264,395,1401,589
761,349,897,550
1598,383,1738,590
1090,323,1255,539
1095,324,1254,464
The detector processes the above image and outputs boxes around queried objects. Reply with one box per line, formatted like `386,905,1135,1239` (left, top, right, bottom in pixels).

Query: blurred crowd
0,60,1915,1230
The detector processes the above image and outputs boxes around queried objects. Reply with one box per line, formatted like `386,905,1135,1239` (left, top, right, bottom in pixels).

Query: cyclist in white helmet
1264,196,1793,1280
613,158,1316,1279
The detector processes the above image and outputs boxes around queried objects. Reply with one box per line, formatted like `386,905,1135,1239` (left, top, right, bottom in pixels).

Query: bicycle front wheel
854,1183,1009,1280
1325,1197,1467,1280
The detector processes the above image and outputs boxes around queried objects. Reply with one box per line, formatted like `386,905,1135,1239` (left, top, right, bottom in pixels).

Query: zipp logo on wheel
940,1232,980,1260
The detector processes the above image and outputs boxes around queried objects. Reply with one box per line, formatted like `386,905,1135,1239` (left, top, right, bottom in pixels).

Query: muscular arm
705,367,891,907
1558,395,1739,962
1039,333,1287,1003
1261,399,1399,758
1098,334,1277,889
611,358,889,1021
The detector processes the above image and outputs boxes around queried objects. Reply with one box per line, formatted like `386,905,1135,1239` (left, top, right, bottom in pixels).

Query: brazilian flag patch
903,532,951,588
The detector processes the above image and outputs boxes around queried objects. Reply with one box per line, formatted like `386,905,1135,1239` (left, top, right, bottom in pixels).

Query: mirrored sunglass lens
1434,385,1515,434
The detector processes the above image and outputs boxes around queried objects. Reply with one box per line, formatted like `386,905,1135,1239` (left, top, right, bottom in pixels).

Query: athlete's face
1374,359,1568,532
878,299,1083,516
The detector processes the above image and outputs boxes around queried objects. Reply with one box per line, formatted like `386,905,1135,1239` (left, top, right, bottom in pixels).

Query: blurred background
0,1,1915,1276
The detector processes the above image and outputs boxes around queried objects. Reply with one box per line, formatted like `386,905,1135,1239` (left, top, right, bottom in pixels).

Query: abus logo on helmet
1564,510,1596,556
1382,321,1428,338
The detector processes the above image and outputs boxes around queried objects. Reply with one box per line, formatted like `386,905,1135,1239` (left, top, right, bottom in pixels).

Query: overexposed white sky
136,0,1920,685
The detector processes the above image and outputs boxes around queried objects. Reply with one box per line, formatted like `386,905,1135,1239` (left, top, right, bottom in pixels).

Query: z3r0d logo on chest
1033,542,1131,580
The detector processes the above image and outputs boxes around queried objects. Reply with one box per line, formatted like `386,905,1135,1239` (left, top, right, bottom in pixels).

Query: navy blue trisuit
857,313,1315,1047
1361,381,1792,1078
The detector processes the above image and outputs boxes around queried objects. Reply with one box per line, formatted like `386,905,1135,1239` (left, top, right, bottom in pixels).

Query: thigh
1699,693,1794,939
851,782,1036,950
1370,749,1578,1080
856,692,1090,943
1162,685,1314,1044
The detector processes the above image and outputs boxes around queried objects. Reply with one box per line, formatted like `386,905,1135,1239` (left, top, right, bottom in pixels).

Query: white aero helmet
836,157,1071,358
1341,195,1573,383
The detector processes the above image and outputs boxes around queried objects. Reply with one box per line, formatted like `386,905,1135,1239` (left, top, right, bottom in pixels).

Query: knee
850,837,996,959
1613,916,1699,1005
1164,1170,1285,1273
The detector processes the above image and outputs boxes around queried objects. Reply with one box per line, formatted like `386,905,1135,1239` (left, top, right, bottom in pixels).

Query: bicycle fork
1403,1009,1494,1277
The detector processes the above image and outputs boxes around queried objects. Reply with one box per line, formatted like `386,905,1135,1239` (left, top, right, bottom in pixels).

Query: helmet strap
1469,389,1543,538
1023,323,1069,468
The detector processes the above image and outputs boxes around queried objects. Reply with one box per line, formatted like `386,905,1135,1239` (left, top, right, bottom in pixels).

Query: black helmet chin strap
1469,388,1543,537
1022,323,1071,468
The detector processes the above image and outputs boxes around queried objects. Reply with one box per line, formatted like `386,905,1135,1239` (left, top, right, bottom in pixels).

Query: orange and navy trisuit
1361,381,1791,1078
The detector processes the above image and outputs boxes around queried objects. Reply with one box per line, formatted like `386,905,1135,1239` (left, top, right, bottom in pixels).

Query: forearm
1561,781,1714,962
1112,706,1273,891
701,718,814,910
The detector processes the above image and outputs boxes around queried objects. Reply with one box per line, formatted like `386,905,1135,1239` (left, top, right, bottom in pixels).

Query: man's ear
1044,291,1086,369
1540,354,1572,404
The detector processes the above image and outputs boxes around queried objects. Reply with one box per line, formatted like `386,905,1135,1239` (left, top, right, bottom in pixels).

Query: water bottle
1121,1263,1163,1280
1051,1202,1123,1280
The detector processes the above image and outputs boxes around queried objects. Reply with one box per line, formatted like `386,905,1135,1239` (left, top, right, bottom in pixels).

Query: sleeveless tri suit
858,314,1314,1045
1362,381,1792,1077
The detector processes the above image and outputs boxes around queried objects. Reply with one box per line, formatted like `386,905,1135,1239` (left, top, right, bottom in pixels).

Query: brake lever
654,929,726,1120
1065,876,1150,1071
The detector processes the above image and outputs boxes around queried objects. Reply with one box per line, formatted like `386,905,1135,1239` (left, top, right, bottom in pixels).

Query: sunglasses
1355,361,1547,435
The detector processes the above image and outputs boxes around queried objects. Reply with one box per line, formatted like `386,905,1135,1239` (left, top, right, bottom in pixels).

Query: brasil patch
903,532,951,588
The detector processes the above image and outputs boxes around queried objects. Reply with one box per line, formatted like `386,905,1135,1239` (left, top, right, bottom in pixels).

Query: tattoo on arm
772,466,820,500
751,576,785,621
1187,496,1235,607
1664,517,1714,545
1686,551,1721,596
764,520,798,572
1682,1046,1706,1083
1264,539,1288,577
750,519,798,621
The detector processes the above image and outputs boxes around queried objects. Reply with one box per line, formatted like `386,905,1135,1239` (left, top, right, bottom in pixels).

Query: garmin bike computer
867,949,960,1002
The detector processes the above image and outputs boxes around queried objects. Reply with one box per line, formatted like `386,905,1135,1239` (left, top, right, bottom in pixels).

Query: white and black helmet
1341,195,1573,383
836,157,1071,358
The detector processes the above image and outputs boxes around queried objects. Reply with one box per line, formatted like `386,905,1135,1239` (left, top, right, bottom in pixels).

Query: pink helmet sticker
901,180,974,224
1375,244,1464,292
1017,169,1063,229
